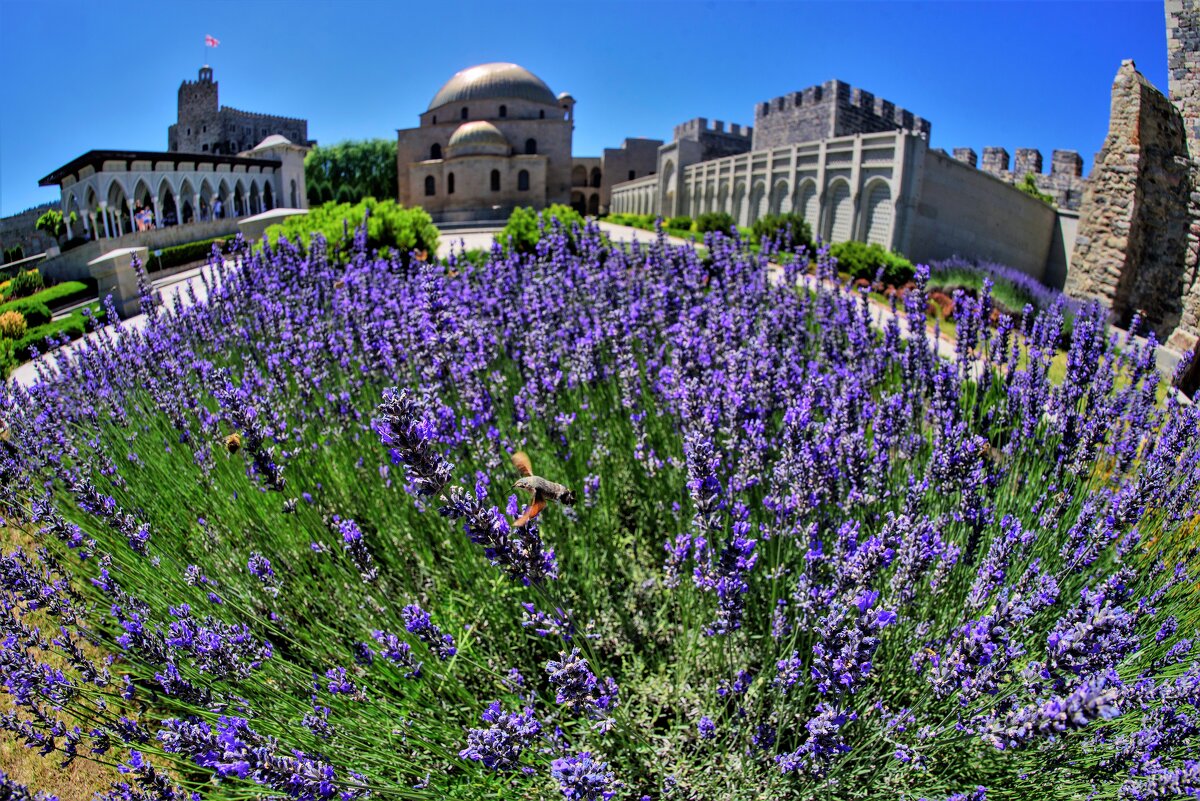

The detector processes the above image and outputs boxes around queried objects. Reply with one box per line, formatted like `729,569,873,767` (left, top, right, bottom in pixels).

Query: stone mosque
396,63,579,223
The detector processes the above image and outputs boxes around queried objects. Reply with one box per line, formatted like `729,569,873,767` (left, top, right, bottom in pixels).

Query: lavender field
2,219,1199,800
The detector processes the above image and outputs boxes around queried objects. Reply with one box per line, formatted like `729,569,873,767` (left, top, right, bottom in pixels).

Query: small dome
557,91,574,101
447,121,510,157
250,134,292,150
429,63,556,111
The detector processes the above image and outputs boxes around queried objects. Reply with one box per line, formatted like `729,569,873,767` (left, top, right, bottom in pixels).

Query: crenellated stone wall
751,79,931,151
1067,60,1192,340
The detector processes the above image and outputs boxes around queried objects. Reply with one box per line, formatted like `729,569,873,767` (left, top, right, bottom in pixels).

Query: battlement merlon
220,106,308,126
1051,149,1084,176
673,117,753,141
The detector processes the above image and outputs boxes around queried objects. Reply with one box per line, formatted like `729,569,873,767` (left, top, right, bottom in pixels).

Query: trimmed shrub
830,240,915,286
12,315,87,360
27,281,92,311
501,204,585,253
0,310,26,339
667,216,692,231
751,213,814,251
0,338,14,377
0,297,51,327
6,268,44,300
265,198,439,263
695,211,736,235
150,238,231,272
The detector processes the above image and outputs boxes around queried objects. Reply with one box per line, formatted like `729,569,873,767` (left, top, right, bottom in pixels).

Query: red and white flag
205,34,220,47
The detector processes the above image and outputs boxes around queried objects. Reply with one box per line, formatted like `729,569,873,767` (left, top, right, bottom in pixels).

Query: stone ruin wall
952,146,1088,210
1067,60,1192,341
751,80,931,151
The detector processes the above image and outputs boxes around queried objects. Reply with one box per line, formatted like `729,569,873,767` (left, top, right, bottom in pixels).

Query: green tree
35,209,77,242
305,139,399,205
1016,173,1055,205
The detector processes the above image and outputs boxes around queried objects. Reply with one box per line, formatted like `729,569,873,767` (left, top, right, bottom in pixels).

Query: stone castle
168,66,310,155
610,79,1081,283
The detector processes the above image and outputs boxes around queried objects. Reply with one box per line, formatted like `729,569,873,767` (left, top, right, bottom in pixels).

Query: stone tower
169,66,220,153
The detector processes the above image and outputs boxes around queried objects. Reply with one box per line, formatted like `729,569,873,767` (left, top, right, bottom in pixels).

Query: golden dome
428,63,556,111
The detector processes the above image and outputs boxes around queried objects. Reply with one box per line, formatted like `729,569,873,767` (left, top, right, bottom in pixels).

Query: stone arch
424,175,436,196
199,178,214,220
572,165,587,186
132,178,154,215
518,169,530,191
862,179,893,246
525,138,537,155
234,180,247,216
588,193,599,215
217,179,231,217
157,177,179,227
263,181,274,211
662,160,676,216
448,172,456,195
732,181,747,228
749,180,767,225
590,167,601,188
770,179,790,216
571,191,586,215
290,179,298,208
704,182,715,214
796,179,819,231
825,179,853,243
430,143,442,160
249,180,262,215
718,181,730,214
105,179,130,236
490,169,501,192
179,178,196,224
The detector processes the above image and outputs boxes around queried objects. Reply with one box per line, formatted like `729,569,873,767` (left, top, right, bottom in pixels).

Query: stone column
101,205,113,239
194,194,201,223
64,211,72,240
153,198,163,230
128,200,138,233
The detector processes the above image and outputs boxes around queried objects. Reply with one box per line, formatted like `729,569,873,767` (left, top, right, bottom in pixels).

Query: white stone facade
39,137,308,242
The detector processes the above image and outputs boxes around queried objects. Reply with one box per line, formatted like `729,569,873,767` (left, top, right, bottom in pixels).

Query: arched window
425,176,436,196
490,170,501,192
518,170,530,191
430,143,442,160
432,115,437,124
461,107,468,120
448,172,455,194
499,104,507,118
539,110,545,119
628,170,636,181
525,138,537,155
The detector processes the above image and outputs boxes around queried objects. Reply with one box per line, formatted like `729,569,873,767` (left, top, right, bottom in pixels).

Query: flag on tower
205,34,220,47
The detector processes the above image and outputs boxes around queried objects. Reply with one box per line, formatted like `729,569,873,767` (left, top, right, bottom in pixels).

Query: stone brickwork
751,79,930,151
972,146,1088,210
168,66,309,156
673,118,753,161
952,148,977,167
1067,60,1192,340
1166,0,1200,353
0,201,59,257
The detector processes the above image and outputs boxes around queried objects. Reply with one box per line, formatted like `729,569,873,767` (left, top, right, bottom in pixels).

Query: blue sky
0,0,1167,216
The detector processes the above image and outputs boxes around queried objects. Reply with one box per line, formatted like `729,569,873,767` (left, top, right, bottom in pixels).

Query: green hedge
695,211,737,234
501,204,585,253
751,213,814,251
149,238,231,273
829,240,915,286
265,198,439,262
0,297,52,327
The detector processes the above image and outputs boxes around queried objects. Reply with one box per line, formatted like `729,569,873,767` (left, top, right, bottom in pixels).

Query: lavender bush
0,219,1198,800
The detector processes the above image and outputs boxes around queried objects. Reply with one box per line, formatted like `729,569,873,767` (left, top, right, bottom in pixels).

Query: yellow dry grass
1,527,120,798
